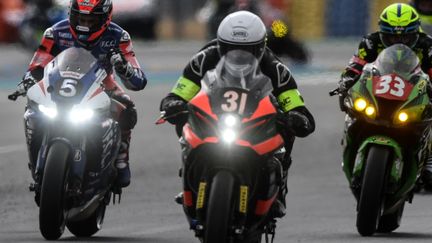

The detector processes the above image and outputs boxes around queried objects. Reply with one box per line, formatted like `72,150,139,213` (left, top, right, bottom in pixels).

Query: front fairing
184,50,283,157
347,64,431,126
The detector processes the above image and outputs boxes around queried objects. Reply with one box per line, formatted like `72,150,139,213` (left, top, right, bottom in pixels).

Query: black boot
115,130,131,188
271,170,288,218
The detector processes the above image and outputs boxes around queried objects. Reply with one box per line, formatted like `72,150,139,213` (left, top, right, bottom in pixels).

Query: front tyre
67,203,106,237
204,171,235,243
39,142,70,240
356,146,390,236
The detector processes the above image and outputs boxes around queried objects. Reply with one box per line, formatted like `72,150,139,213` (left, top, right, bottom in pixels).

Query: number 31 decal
221,90,247,114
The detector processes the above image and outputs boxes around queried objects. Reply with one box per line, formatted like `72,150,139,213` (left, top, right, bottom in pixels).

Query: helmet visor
380,32,419,48
70,10,104,34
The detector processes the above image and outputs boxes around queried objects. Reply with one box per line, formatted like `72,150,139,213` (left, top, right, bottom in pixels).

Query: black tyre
204,171,235,243
377,202,405,233
39,142,70,240
67,203,106,237
356,145,390,236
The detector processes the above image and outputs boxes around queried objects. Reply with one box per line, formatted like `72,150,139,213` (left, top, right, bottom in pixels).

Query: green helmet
379,3,421,48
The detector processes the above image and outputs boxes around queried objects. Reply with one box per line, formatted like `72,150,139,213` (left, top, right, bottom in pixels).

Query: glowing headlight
398,112,409,122
222,129,237,143
69,108,94,123
38,105,58,119
365,106,375,116
224,115,238,127
354,98,367,111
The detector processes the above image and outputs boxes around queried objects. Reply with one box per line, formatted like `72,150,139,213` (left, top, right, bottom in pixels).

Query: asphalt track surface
1,40,432,242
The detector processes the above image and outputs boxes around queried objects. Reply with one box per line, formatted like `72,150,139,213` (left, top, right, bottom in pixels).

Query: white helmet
217,11,267,59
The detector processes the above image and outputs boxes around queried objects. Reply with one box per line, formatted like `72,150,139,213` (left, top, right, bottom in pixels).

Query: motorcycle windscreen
43,47,107,104
202,50,273,117
373,43,421,81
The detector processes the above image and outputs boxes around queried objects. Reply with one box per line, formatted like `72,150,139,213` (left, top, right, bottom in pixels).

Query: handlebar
329,88,341,96
8,90,26,101
155,110,189,125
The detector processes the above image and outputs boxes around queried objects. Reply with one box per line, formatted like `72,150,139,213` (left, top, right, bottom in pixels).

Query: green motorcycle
330,44,432,236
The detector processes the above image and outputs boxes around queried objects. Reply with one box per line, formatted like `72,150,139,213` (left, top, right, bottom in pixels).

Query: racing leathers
338,31,432,190
160,40,315,217
23,20,147,188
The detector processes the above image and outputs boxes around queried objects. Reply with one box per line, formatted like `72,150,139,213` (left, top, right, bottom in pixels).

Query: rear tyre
377,202,405,233
67,204,106,237
204,171,235,243
356,146,390,236
39,142,70,240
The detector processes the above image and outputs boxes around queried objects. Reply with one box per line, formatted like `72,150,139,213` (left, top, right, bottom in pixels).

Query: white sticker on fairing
190,51,206,76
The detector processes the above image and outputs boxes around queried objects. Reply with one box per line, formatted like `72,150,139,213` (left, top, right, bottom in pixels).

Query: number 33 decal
221,90,247,114
375,75,405,97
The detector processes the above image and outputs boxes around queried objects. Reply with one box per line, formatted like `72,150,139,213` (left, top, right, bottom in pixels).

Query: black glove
17,73,37,94
160,97,188,125
108,48,134,78
338,77,355,95
284,111,312,138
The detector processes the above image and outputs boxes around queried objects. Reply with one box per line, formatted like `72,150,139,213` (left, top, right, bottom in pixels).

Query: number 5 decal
59,79,78,97
221,90,247,114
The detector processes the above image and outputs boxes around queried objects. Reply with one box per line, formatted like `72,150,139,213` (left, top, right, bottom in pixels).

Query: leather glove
161,98,188,125
284,110,312,137
17,73,37,94
338,77,355,94
108,48,134,78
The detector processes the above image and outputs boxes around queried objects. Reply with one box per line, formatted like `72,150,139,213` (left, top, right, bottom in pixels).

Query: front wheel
204,171,235,243
356,145,390,236
67,203,106,237
39,142,70,240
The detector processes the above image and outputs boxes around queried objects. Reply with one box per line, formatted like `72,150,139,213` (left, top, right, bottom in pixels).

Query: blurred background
0,0,412,44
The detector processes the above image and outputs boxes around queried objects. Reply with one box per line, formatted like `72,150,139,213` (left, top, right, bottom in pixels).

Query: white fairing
27,48,111,113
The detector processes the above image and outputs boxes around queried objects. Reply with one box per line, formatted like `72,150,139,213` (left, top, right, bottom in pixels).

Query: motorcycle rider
160,10,315,218
337,2,432,190
411,0,432,34
18,0,147,189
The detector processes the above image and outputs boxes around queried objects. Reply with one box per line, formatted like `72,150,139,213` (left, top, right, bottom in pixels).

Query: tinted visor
380,32,419,48
70,10,104,34
219,40,265,60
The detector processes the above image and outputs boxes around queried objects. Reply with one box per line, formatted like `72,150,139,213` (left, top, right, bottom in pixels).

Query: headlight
365,106,375,117
224,115,239,127
354,98,367,111
222,129,237,144
38,105,58,119
398,112,409,122
69,108,94,123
